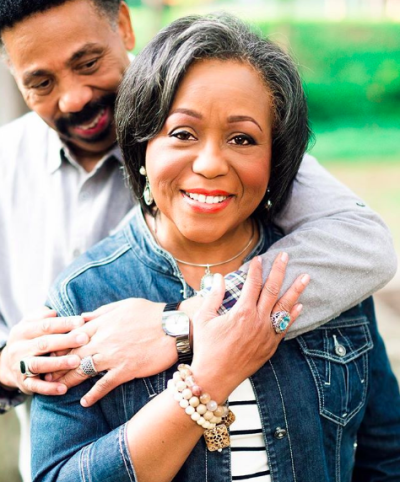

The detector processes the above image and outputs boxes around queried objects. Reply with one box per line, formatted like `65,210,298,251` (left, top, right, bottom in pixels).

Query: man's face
2,0,135,159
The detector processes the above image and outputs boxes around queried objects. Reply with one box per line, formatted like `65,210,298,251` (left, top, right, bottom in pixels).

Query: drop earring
265,188,272,210
139,166,154,206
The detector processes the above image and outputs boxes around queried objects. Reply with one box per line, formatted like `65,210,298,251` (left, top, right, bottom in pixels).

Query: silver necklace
153,214,255,290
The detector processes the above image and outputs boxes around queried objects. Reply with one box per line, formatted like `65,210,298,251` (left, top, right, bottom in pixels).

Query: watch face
162,311,189,336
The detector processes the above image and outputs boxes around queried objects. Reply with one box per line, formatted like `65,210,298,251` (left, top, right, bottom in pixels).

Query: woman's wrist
189,360,235,405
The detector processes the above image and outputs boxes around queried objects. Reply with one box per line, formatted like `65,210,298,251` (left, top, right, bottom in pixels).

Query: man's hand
0,308,89,395
52,299,182,407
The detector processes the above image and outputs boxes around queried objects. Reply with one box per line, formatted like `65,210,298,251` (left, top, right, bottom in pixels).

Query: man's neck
67,143,116,172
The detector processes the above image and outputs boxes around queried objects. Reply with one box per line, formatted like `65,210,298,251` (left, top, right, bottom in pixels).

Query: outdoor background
0,0,399,480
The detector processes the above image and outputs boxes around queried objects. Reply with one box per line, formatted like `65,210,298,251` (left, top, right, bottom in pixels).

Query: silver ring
270,311,291,334
80,356,98,377
20,358,37,378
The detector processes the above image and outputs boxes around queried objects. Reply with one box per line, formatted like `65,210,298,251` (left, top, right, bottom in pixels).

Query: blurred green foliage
257,22,400,125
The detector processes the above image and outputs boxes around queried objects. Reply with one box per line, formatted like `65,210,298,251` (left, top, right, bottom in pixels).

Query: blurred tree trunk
0,62,28,127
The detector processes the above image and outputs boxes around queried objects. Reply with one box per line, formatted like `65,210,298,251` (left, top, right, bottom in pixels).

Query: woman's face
145,59,273,244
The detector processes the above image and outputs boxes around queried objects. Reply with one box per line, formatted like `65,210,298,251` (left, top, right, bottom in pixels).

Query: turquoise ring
270,311,291,334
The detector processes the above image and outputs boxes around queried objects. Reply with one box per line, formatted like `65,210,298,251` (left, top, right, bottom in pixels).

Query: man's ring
80,356,98,377
20,358,37,377
270,311,291,334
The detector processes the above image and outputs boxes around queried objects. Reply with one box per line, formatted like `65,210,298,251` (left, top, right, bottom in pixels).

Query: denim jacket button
274,427,287,439
335,344,347,357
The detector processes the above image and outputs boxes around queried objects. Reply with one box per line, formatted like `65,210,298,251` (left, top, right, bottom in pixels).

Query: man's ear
118,2,135,52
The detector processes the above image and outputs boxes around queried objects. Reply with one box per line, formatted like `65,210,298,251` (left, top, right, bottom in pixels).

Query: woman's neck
146,211,259,290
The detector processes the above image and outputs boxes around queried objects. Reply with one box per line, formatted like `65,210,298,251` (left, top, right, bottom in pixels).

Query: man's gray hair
116,13,312,219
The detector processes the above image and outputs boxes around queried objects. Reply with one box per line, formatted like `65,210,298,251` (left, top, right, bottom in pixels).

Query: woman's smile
181,189,233,214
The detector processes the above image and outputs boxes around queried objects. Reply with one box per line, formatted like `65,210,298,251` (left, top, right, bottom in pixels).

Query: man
0,1,397,480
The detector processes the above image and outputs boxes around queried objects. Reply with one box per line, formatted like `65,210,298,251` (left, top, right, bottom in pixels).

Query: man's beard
55,93,116,144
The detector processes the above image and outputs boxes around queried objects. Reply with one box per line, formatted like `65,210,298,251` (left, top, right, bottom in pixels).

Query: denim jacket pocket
297,316,373,426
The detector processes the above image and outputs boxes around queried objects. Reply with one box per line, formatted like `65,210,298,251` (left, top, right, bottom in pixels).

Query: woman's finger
80,369,121,407
233,256,263,309
58,353,103,389
259,273,309,317
276,303,303,338
81,300,122,320
195,274,225,323
255,252,289,316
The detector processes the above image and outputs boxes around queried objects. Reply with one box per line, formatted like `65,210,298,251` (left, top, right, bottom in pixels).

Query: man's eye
32,79,52,91
83,59,98,69
77,59,99,72
170,130,196,141
229,134,255,146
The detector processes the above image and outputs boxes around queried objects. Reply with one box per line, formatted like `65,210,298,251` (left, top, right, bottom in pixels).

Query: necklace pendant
200,265,214,290
200,272,215,291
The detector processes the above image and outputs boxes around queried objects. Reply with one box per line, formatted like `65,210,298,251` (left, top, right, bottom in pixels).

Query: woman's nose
58,82,94,114
192,143,229,178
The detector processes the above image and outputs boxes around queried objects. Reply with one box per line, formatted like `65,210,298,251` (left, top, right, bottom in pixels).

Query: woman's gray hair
116,13,312,219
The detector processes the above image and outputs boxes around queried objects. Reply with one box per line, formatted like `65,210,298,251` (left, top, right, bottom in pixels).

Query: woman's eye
170,130,196,141
229,134,255,146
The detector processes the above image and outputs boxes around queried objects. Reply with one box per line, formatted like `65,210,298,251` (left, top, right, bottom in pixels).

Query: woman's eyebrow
227,115,262,132
169,108,202,119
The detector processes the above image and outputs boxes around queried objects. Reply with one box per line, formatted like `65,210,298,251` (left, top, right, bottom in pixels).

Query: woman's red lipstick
181,189,233,213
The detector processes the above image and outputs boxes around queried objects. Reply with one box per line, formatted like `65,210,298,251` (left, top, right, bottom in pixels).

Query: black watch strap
164,302,181,312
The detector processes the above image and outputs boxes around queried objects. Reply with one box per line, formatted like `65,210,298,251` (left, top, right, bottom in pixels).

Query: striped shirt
229,379,271,481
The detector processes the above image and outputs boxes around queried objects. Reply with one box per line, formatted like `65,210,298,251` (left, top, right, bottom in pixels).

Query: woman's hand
191,252,309,402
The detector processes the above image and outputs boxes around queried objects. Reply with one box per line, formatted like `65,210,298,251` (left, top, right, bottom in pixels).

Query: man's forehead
2,0,113,62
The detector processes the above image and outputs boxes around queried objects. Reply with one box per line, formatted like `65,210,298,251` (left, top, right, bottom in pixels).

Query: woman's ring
20,358,37,377
79,356,98,377
270,311,291,334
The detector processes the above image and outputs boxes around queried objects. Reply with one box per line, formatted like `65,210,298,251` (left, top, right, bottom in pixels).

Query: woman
31,14,400,482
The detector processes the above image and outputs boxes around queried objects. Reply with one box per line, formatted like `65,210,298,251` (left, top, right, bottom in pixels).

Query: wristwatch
162,302,192,364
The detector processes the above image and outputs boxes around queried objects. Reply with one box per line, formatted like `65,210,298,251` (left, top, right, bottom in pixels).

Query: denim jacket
31,207,400,482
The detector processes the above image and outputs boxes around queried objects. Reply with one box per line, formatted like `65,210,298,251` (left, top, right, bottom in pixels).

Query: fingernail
257,256,262,264
81,312,92,318
81,398,88,407
301,274,310,285
281,252,288,262
296,304,303,313
76,334,88,345
57,385,67,394
45,374,52,381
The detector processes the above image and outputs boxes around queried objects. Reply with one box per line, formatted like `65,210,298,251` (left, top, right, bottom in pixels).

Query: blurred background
0,0,399,480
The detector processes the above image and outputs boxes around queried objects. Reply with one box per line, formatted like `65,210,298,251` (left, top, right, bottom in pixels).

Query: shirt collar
46,127,123,175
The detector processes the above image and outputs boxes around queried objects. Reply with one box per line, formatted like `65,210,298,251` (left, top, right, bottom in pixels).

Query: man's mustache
55,93,116,134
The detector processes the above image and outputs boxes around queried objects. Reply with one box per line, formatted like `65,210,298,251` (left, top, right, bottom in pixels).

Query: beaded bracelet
168,364,235,452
